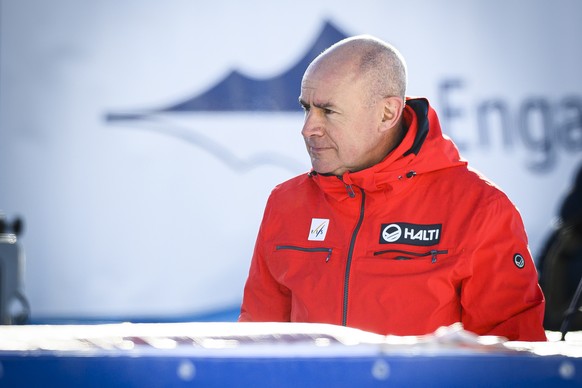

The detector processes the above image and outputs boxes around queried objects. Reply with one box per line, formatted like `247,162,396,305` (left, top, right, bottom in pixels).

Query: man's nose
301,110,324,137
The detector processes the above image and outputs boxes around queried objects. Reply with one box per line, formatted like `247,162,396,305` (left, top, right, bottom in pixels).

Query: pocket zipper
276,245,333,263
373,249,448,263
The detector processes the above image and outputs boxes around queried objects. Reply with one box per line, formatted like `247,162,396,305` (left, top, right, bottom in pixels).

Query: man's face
299,63,387,176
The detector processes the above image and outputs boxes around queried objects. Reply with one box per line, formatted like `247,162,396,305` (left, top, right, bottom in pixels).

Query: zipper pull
431,250,438,263
326,248,332,263
338,174,356,198
345,184,356,198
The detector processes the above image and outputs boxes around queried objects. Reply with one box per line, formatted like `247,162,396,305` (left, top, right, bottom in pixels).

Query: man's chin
313,166,342,176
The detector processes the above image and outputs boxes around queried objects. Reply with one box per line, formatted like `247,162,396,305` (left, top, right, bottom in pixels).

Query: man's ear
379,97,405,132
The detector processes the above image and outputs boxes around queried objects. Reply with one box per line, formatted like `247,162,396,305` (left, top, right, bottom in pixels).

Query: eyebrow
298,98,336,110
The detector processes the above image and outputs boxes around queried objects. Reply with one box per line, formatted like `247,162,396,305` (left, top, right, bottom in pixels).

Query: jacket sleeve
238,200,291,322
460,195,547,341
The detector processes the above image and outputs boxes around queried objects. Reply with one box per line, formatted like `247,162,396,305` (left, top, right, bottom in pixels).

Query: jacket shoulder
271,172,315,196
448,165,517,210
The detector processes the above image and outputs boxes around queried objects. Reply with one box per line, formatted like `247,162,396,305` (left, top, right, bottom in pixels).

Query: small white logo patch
308,218,329,241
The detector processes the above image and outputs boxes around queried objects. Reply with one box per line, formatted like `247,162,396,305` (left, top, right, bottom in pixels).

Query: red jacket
240,98,546,341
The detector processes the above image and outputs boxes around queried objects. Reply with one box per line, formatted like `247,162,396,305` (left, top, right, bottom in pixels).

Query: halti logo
380,223,442,246
309,219,330,241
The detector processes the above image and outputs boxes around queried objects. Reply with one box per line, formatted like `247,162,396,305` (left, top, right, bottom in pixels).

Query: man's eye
323,108,334,115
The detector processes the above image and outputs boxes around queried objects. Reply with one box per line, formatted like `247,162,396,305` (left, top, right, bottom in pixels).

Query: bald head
299,35,408,176
305,35,407,105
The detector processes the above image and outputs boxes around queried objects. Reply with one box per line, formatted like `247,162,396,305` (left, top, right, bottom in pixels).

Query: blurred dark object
0,213,24,236
537,164,582,335
0,212,30,324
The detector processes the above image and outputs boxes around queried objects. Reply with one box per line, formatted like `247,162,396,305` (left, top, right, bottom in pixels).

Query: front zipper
342,188,365,326
373,249,449,263
276,245,333,262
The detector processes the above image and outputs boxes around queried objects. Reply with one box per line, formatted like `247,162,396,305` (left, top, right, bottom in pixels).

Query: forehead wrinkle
301,60,366,107
299,86,337,109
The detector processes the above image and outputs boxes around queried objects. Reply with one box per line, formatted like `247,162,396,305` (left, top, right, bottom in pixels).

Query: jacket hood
311,97,467,198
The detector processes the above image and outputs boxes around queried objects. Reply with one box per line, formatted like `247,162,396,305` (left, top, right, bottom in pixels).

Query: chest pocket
357,247,458,278
275,245,334,262
269,244,344,291
373,248,449,263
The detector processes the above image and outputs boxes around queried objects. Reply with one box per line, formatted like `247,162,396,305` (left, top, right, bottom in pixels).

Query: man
239,35,546,341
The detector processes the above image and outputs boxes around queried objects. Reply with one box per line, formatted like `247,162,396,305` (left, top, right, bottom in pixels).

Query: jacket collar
310,97,466,201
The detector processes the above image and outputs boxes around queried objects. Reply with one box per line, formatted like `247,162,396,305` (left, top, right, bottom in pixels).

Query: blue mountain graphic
106,21,348,119
105,21,350,173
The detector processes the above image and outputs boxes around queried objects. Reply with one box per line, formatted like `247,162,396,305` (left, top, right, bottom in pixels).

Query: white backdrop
1,0,581,320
